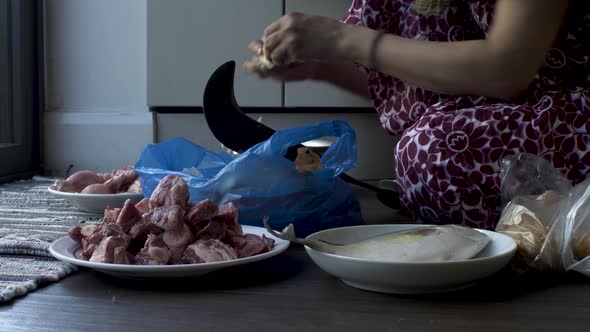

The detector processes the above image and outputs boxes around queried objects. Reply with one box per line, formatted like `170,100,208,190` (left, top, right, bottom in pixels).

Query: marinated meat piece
196,219,225,240
116,199,141,233
68,226,83,244
107,166,138,193
149,175,189,209
89,235,130,263
113,246,134,265
163,223,194,248
182,239,237,263
81,183,113,194
135,234,170,265
128,220,164,253
127,178,142,193
135,198,150,215
185,199,218,232
228,234,273,258
143,205,184,231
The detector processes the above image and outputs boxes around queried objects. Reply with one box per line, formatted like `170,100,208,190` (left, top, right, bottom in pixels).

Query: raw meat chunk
185,199,218,230
135,198,150,215
182,239,237,263
168,246,187,265
196,219,226,240
214,202,242,236
135,235,170,265
143,205,184,231
128,220,164,253
103,207,122,224
53,179,77,193
68,226,83,244
113,246,134,265
163,223,194,248
149,175,189,209
228,234,274,258
89,235,130,263
116,199,142,233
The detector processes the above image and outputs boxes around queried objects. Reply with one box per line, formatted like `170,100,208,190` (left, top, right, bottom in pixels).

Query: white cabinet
283,0,372,108
147,0,282,107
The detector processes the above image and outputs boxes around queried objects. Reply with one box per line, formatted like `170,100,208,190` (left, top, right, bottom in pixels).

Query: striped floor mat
0,177,102,302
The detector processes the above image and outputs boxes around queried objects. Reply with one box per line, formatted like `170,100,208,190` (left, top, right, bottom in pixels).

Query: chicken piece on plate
81,183,113,195
53,170,100,193
106,166,138,193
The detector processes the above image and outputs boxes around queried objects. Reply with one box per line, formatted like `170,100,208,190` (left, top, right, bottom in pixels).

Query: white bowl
48,186,144,214
304,224,517,294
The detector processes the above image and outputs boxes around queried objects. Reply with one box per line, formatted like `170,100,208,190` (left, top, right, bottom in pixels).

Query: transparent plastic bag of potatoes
496,153,590,276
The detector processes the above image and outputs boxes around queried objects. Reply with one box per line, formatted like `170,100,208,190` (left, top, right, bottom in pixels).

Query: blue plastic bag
134,120,364,236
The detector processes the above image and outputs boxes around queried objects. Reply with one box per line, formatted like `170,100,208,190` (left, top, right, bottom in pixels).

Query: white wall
43,0,152,175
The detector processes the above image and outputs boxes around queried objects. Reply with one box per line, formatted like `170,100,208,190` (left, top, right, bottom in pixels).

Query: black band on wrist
370,31,385,71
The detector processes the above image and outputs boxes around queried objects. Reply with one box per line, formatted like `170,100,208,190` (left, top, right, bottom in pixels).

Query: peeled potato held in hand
294,147,323,174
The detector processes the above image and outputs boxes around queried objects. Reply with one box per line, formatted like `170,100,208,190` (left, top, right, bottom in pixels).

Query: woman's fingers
262,33,281,61
263,19,281,39
268,43,294,65
248,40,263,55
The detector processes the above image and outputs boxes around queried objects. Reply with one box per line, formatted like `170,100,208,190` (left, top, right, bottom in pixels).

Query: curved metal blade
202,60,280,155
201,61,402,210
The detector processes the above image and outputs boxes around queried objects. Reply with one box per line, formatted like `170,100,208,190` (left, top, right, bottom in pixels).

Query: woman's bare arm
340,0,568,99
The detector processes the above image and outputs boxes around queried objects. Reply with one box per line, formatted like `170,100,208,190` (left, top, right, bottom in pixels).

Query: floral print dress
342,0,590,230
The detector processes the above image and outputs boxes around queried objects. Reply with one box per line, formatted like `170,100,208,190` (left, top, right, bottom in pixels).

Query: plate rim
304,224,517,266
49,225,290,272
47,185,145,199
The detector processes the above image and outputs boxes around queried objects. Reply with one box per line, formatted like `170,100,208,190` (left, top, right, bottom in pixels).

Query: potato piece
294,147,323,174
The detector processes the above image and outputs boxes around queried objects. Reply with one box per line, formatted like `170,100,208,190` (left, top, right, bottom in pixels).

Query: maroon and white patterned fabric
342,0,590,229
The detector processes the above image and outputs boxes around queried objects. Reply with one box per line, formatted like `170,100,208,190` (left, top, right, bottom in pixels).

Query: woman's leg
394,97,590,230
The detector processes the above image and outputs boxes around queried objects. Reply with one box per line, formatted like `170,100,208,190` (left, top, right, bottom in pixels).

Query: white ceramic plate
304,224,517,294
49,225,290,279
47,186,144,214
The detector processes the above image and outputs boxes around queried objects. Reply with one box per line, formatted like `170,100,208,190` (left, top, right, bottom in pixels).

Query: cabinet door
148,0,282,107
284,0,372,108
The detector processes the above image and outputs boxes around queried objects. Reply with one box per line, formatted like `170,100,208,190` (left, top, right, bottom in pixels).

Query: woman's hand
261,12,351,65
243,39,320,81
